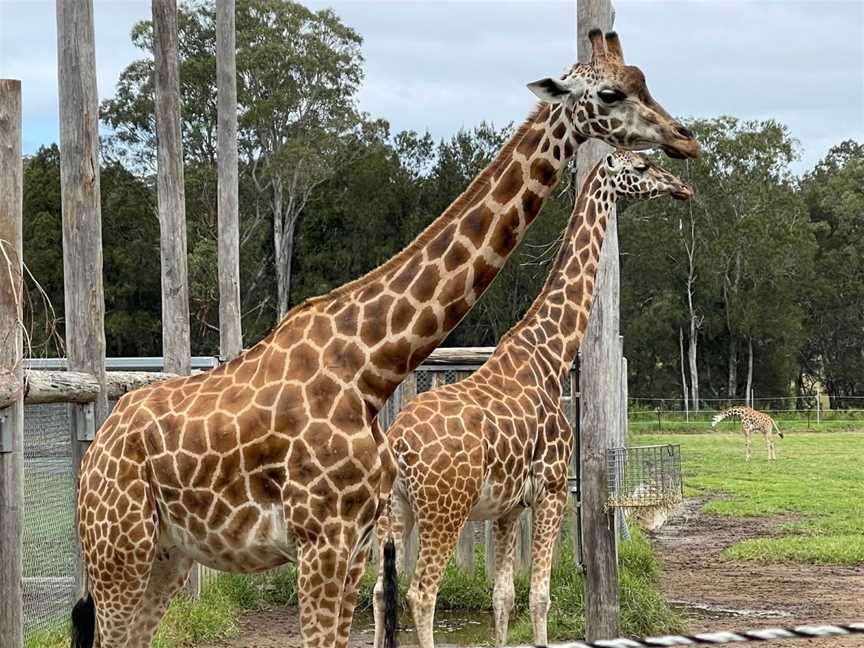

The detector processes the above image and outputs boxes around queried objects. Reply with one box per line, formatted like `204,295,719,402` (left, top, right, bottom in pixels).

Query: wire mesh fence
22,403,76,639
629,396,864,432
606,444,683,510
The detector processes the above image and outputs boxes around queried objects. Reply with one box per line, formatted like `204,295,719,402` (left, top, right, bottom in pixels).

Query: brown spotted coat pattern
373,152,692,648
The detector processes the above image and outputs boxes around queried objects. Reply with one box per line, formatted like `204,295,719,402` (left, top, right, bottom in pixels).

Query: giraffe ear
527,77,573,104
605,154,618,170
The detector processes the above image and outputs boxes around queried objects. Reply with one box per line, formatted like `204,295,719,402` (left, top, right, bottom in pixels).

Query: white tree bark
679,327,689,417
683,211,701,408
746,337,754,406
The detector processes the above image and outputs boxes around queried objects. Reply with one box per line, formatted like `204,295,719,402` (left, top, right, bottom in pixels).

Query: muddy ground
651,498,864,647
201,497,864,647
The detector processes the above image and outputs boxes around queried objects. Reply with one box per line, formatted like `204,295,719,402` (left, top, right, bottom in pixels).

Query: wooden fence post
0,77,24,648
399,373,419,575
216,0,243,360
576,0,621,640
570,364,582,567
153,0,198,595
153,0,192,377
453,370,476,573
56,0,109,596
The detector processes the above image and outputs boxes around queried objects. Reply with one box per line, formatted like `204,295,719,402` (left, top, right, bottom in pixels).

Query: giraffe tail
70,592,96,648
383,538,399,648
774,419,784,439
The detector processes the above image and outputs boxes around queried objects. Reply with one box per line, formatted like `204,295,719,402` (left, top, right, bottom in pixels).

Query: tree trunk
679,327,689,416
576,1,620,641
216,0,243,359
272,181,294,321
727,336,738,397
153,0,192,376
688,316,699,409
745,337,754,406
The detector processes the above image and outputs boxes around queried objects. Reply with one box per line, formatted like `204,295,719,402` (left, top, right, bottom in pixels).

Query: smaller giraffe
711,405,785,461
373,151,692,648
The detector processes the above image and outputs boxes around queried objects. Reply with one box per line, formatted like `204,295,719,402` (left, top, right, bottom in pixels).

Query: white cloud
1,0,861,173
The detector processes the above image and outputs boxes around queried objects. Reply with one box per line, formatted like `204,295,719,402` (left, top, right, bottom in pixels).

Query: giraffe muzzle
670,184,693,201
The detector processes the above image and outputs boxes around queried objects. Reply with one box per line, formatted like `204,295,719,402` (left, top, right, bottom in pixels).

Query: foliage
22,146,162,357
23,0,863,402
799,141,864,407
638,431,864,565
621,118,818,402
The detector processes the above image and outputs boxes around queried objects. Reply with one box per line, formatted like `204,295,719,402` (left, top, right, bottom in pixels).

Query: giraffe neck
268,103,584,411
490,163,614,393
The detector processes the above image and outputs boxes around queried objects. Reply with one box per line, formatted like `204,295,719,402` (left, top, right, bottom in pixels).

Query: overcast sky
1,0,862,174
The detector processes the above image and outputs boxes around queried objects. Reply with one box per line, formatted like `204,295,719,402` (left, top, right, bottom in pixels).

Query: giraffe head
604,151,693,201
527,29,699,160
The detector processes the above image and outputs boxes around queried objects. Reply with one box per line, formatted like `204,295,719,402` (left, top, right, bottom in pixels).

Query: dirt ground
650,498,864,647
201,497,864,648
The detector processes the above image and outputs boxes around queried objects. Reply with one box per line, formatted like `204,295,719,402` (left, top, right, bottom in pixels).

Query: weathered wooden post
153,0,198,595
576,0,621,640
399,372,419,575
153,0,192,377
56,0,110,595
0,77,24,648
216,0,243,360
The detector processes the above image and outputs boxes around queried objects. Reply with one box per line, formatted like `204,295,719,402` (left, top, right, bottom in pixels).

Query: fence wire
23,403,76,639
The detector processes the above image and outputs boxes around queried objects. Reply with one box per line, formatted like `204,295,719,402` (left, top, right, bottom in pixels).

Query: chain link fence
629,396,864,432
23,403,76,639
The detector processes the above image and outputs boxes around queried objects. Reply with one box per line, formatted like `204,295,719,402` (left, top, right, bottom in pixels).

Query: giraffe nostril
673,124,693,139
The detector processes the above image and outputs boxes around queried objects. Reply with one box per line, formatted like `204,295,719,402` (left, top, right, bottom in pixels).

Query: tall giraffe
70,30,698,648
711,405,784,461
373,152,692,648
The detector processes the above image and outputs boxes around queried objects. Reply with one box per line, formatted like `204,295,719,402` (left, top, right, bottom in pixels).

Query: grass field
635,429,864,565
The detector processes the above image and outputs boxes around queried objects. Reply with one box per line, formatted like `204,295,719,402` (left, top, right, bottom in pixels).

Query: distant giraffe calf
711,405,784,461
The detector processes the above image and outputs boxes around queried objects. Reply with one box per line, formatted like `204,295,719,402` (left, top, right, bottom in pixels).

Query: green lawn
635,430,864,565
630,409,864,434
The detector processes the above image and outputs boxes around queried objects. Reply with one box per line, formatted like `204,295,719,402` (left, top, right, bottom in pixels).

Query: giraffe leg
745,429,752,462
125,545,194,648
407,524,461,648
374,489,413,648
77,480,158,647
766,431,775,461
529,489,567,647
335,542,372,648
491,513,521,648
297,535,354,648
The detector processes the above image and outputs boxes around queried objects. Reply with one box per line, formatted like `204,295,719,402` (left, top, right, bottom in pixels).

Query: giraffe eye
634,164,649,173
598,88,626,104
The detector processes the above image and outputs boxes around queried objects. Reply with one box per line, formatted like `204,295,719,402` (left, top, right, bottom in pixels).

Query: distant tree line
21,0,863,407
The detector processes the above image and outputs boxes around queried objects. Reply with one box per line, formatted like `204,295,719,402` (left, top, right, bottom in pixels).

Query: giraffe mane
279,104,549,321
